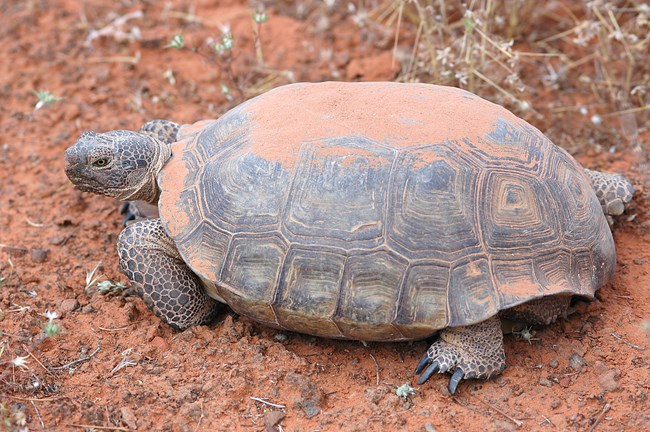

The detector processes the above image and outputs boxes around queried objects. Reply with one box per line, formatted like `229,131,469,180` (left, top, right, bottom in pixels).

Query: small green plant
214,31,234,54
96,280,127,295
395,383,415,398
165,34,184,49
42,310,61,337
33,90,63,111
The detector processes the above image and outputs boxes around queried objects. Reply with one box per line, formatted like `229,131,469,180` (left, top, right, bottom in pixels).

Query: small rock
201,380,216,394
120,407,137,430
149,336,170,353
549,359,559,369
424,423,437,432
597,369,620,392
559,377,572,388
286,372,322,418
31,249,48,263
274,333,288,343
633,258,646,265
264,410,285,431
569,353,585,372
60,299,79,314
81,304,95,314
539,377,552,387
301,399,320,419
49,236,67,245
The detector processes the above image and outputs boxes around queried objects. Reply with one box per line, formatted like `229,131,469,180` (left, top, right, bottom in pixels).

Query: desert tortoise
64,82,634,393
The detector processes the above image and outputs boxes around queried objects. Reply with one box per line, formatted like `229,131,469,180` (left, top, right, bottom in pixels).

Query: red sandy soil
1,1,649,431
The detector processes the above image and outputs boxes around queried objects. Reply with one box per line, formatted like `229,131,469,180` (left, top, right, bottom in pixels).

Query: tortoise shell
157,82,614,341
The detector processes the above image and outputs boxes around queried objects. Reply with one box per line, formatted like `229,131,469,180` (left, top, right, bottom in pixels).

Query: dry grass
370,0,649,153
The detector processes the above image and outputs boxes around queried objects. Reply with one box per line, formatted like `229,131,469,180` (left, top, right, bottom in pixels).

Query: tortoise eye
92,158,109,167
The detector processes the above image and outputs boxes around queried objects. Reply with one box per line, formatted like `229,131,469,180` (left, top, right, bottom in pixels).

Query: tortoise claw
448,367,465,394
416,360,440,385
414,353,431,375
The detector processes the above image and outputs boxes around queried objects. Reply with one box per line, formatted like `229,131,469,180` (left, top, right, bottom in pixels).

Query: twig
249,397,286,409
540,413,555,427
98,326,130,332
88,56,140,64
8,396,68,402
587,403,611,432
69,424,130,431
21,345,54,376
611,332,645,350
368,352,380,385
30,400,45,430
49,342,101,371
469,394,523,427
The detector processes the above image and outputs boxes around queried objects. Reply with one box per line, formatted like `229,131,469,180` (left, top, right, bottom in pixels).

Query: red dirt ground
1,1,649,431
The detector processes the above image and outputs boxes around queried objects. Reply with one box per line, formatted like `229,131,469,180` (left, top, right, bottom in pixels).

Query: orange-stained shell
157,82,615,341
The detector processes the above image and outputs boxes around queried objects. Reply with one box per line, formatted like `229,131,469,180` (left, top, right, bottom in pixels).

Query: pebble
120,407,138,430
81,304,95,314
264,411,285,430
549,359,559,369
594,361,620,392
31,249,48,263
60,298,79,314
539,377,553,387
301,399,320,418
424,423,437,432
598,369,620,392
49,236,67,245
569,353,585,372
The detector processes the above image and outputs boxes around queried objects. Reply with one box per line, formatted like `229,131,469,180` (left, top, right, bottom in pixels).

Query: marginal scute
335,251,408,340
394,262,450,339
220,234,287,324
447,257,498,327
274,247,346,337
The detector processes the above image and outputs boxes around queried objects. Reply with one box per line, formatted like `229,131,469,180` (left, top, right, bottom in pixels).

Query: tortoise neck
123,138,171,205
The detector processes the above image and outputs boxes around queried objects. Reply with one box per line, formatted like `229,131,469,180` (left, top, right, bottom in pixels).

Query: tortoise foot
415,316,506,394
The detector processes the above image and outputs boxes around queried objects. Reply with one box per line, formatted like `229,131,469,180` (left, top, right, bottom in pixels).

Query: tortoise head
64,129,171,204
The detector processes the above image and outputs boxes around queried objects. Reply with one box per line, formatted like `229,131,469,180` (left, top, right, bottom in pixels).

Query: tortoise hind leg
583,168,634,223
415,316,505,394
117,218,219,330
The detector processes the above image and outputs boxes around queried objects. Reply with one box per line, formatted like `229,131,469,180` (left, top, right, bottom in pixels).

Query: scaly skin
117,218,218,329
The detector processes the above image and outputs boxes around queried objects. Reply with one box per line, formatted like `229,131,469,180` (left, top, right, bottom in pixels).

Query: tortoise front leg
415,316,506,394
117,218,218,330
